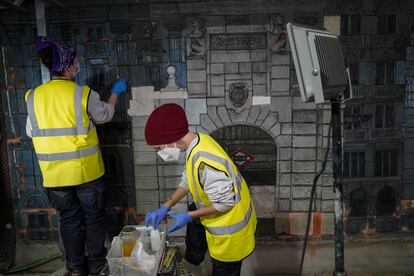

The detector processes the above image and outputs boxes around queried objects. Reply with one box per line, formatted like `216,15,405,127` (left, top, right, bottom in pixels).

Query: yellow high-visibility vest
25,80,104,187
186,133,256,262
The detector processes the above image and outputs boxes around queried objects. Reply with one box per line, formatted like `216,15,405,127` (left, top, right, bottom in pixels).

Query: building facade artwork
339,3,414,234
0,0,414,249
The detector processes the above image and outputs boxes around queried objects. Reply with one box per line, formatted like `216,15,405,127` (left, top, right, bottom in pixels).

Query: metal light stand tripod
331,98,347,276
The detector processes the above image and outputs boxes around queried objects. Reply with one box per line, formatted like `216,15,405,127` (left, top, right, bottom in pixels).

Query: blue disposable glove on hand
145,205,169,230
167,212,193,234
111,79,127,95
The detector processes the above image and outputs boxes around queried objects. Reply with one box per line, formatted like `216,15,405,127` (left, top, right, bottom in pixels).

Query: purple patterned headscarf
35,36,77,74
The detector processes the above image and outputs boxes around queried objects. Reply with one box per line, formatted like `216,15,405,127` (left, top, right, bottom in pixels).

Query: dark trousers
46,177,106,273
185,202,243,276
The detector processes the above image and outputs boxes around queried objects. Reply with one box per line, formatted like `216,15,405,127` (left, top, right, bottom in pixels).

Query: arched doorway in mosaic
210,124,277,186
211,125,277,235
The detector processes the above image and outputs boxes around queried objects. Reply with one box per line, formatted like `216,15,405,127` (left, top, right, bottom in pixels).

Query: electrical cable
0,252,61,274
298,117,333,276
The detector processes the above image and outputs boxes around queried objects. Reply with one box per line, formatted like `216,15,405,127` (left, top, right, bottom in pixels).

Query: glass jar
120,226,138,257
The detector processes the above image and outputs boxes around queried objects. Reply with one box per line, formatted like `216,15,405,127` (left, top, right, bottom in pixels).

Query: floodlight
287,23,350,104
288,23,350,276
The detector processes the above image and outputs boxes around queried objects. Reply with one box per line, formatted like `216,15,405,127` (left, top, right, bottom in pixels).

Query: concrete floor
241,238,414,275
9,236,414,275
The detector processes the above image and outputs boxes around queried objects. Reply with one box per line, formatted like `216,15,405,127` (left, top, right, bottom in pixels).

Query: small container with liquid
120,226,138,257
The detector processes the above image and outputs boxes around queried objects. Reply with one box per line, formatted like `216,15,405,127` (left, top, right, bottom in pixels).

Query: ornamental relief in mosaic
229,83,249,107
226,82,252,113
268,14,287,52
186,17,206,58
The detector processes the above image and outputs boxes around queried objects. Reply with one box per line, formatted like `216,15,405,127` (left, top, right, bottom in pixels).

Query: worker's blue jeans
46,177,106,274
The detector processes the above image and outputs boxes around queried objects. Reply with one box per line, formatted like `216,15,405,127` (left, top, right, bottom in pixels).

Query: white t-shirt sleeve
87,90,115,124
200,165,236,212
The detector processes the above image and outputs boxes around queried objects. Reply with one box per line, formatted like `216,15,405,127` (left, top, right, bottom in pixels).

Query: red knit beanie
145,103,189,145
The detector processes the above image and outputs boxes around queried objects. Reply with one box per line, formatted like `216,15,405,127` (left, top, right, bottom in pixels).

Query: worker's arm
88,79,126,124
188,204,220,218
106,93,118,107
188,164,236,218
163,186,189,209
167,163,237,234
87,90,116,124
163,169,190,209
166,166,236,233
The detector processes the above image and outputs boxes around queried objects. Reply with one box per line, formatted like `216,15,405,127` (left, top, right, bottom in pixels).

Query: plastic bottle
150,228,161,252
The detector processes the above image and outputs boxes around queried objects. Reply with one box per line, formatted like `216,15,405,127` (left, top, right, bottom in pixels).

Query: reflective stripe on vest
205,202,253,235
191,151,243,208
27,85,94,137
36,144,99,162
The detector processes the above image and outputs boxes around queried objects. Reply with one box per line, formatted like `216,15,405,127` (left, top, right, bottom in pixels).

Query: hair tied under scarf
35,36,76,74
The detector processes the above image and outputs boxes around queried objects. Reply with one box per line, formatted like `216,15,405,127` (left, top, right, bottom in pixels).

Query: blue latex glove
111,78,127,95
145,205,169,229
167,212,193,234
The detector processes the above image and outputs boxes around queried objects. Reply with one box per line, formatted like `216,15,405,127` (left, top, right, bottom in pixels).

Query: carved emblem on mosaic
229,83,249,107
268,14,287,52
187,17,206,57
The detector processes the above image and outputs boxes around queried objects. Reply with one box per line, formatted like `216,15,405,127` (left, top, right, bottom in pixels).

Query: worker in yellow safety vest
25,36,127,276
145,103,257,276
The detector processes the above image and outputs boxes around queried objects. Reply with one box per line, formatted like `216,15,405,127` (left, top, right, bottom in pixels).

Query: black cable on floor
298,117,333,276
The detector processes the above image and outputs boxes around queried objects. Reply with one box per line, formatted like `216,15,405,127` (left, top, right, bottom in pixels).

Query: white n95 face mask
157,144,180,161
